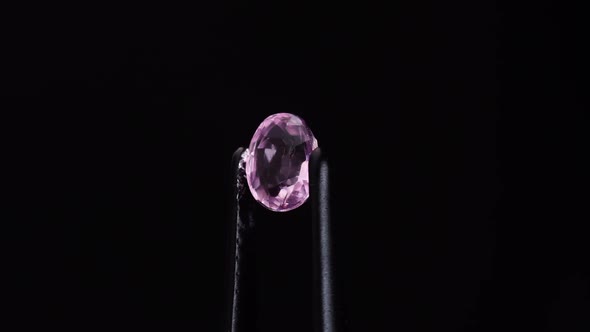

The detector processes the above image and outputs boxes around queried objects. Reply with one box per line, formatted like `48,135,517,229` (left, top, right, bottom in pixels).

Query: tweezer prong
310,148,341,332
226,147,256,332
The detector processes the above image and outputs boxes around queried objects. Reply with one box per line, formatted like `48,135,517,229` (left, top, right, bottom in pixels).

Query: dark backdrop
5,1,588,331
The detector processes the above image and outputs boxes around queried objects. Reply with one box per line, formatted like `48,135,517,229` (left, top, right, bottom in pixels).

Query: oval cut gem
245,113,318,212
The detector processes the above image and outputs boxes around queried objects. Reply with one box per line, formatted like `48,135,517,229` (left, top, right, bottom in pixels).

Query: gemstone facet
245,113,318,212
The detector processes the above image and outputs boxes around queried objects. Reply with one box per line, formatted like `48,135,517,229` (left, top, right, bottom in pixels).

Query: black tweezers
225,147,342,332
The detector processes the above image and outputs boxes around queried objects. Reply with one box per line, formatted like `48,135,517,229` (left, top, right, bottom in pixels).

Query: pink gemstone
245,113,319,212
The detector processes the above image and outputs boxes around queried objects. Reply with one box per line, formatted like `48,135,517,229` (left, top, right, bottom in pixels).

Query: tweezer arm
310,148,341,332
225,147,341,332
226,147,256,332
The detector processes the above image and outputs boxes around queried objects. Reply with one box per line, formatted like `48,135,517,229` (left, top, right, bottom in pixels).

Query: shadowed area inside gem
255,141,306,197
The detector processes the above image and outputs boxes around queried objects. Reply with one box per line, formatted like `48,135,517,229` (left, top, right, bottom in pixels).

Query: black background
5,1,588,331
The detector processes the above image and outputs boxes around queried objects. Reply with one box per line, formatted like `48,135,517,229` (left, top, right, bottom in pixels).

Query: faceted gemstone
245,113,318,212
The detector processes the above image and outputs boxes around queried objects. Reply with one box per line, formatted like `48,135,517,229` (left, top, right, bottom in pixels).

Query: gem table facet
245,113,318,212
